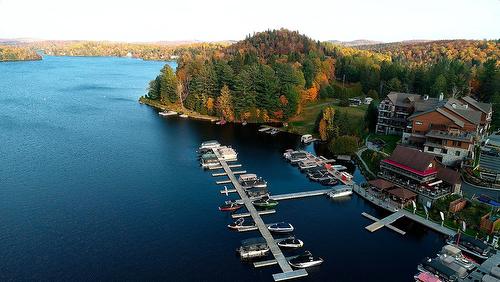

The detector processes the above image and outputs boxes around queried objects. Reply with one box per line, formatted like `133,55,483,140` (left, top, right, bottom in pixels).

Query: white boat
237,238,270,259
301,134,314,143
199,140,221,150
277,238,304,248
179,114,188,118
288,251,324,268
327,187,353,198
201,158,219,168
267,222,294,233
239,173,267,189
331,165,347,171
228,218,256,231
158,110,177,116
217,146,238,161
258,126,271,132
298,160,317,171
268,128,279,135
439,245,477,271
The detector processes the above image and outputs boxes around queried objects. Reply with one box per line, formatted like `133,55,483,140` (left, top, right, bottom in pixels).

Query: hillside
147,29,336,122
0,45,41,62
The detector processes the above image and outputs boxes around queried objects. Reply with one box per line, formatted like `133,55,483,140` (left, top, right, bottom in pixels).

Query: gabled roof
385,145,437,173
414,98,443,112
461,96,492,114
368,179,395,190
386,92,421,107
444,99,482,125
387,187,417,200
437,166,461,185
436,108,465,127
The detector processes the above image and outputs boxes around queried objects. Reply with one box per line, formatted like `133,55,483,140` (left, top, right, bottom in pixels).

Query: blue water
0,56,446,281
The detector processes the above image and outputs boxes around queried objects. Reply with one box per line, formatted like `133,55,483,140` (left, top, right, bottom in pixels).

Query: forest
146,29,498,126
0,45,41,62
34,41,228,61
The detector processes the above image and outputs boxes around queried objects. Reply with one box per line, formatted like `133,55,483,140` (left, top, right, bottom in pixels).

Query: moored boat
158,110,177,116
331,164,347,171
252,197,278,208
267,222,294,233
301,134,314,143
327,187,353,198
228,218,256,231
239,173,267,189
277,237,304,248
446,234,493,260
288,251,323,268
199,140,221,150
258,126,271,132
237,238,270,259
219,201,243,212
414,271,442,282
179,113,188,118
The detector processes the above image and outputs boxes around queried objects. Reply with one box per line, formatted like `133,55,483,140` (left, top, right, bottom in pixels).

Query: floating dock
363,209,456,236
233,188,334,205
212,148,308,281
363,212,406,235
232,209,276,218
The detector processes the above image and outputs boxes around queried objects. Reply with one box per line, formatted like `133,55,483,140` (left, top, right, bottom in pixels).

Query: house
478,133,500,183
402,94,491,166
376,92,421,135
378,145,461,207
480,212,500,234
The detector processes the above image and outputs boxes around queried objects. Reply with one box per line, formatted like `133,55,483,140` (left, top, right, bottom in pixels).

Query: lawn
287,98,368,135
360,149,385,175
368,133,401,154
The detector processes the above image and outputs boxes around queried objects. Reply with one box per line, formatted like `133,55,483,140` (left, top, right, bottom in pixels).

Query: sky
0,0,499,42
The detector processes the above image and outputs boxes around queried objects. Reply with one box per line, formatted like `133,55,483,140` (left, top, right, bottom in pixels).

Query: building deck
212,148,304,280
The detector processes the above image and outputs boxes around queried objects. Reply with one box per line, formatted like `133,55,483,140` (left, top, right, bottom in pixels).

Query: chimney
424,95,429,101
439,92,444,101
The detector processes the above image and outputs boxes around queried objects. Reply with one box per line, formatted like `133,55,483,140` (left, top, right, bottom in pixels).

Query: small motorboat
331,164,347,171
319,177,338,186
159,110,177,116
327,187,353,198
301,134,314,143
179,113,188,118
252,197,278,208
267,222,294,233
219,201,243,212
242,121,248,126
228,218,256,231
277,238,304,248
268,128,279,135
288,251,324,268
216,119,226,125
258,126,271,132
237,238,269,259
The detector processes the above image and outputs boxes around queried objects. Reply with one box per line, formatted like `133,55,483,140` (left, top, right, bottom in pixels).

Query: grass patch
360,149,385,175
368,134,401,154
287,98,367,135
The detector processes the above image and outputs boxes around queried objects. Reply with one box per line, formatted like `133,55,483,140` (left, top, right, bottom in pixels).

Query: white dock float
270,188,334,201
237,226,259,232
254,255,298,268
232,209,276,218
220,188,237,194
273,270,308,281
229,164,242,168
216,180,232,185
212,170,246,177
212,148,305,280
208,166,223,170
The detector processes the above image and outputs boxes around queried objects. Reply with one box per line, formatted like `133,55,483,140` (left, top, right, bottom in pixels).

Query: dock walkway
212,149,307,281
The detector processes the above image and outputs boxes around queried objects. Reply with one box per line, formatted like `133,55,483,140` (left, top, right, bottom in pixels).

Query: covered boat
267,222,294,233
228,218,256,231
277,237,304,248
239,173,267,189
418,257,459,282
288,251,323,268
414,271,442,282
237,238,270,259
446,234,493,259
319,177,338,186
252,197,278,208
199,140,220,150
327,187,353,199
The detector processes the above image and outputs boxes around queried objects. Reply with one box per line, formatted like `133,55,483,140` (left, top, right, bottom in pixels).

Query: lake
0,56,446,281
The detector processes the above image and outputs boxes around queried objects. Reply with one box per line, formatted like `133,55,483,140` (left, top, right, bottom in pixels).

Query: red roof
382,159,437,177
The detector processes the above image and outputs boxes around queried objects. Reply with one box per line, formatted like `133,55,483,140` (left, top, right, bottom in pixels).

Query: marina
208,143,309,281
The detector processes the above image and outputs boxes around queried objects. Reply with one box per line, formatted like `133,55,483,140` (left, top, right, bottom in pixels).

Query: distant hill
327,39,383,47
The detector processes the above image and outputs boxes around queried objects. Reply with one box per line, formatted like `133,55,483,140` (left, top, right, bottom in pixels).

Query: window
455,151,460,156
415,121,423,125
427,147,434,152
442,148,448,154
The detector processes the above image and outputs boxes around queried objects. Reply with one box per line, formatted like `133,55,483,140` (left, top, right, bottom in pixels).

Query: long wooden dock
232,209,276,218
212,149,307,281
